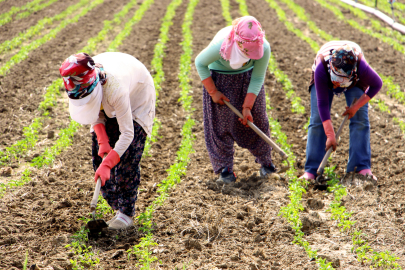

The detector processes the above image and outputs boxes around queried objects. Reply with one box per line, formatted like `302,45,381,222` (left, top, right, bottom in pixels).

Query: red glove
202,77,230,105
323,119,337,151
94,150,120,186
239,93,257,127
342,94,371,119
94,123,112,158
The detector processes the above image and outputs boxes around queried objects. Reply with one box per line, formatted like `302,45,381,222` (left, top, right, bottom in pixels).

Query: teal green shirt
195,26,271,95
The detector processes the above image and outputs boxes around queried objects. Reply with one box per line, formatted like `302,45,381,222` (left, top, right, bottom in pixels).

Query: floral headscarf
59,53,107,99
328,45,358,89
220,16,265,61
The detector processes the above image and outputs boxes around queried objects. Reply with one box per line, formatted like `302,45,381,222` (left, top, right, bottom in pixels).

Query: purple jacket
314,57,382,122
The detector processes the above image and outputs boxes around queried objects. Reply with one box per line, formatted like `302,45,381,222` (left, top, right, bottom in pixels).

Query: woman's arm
247,44,271,95
358,58,383,98
111,92,134,157
314,60,332,122
195,41,222,81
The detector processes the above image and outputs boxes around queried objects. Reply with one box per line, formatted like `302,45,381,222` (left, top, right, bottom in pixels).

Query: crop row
0,0,55,26
273,0,402,267
143,0,183,156
0,0,91,54
358,0,405,25
129,0,198,267
0,0,104,76
233,0,337,268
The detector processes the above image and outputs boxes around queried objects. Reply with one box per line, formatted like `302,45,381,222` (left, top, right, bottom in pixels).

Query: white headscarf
229,42,250,69
69,82,103,125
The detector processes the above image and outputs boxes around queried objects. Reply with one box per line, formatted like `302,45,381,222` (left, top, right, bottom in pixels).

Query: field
0,0,405,269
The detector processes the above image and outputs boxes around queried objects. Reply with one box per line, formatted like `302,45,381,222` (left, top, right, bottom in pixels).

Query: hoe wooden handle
90,155,107,212
90,178,102,212
223,100,288,160
317,98,357,175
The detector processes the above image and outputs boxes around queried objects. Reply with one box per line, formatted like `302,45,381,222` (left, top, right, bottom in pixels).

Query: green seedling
130,0,198,268
0,0,46,26
233,1,331,268
0,0,91,54
0,0,104,76
144,0,183,156
220,0,232,25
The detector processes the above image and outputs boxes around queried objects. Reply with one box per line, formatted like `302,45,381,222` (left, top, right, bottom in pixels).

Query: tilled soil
0,0,405,269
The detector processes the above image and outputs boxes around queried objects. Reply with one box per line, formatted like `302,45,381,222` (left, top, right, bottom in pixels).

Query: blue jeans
305,85,371,175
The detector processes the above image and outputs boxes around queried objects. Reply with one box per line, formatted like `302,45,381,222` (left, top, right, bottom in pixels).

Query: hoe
316,98,357,186
224,100,290,173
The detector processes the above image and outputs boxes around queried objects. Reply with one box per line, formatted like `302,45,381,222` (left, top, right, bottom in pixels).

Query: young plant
0,0,104,76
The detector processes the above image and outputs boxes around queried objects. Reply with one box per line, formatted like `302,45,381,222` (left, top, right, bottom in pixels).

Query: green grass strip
107,0,155,52
0,0,91,54
16,0,59,20
264,0,320,52
277,0,403,266
357,0,405,25
127,0,199,268
325,168,402,269
234,1,332,268
144,0,183,156
220,0,232,25
0,120,80,198
0,0,45,26
327,0,405,51
0,0,139,165
331,0,405,44
0,0,104,76
393,118,405,135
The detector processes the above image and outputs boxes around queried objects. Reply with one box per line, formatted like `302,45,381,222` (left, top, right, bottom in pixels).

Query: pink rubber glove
239,93,257,127
323,119,337,151
94,123,112,158
202,77,230,105
94,149,120,186
342,94,370,119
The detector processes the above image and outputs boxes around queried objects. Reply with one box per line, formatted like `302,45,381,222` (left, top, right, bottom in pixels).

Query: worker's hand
342,94,371,119
325,135,337,151
239,107,253,127
322,119,337,151
98,143,112,159
342,106,358,120
210,90,230,105
94,150,120,186
93,123,112,158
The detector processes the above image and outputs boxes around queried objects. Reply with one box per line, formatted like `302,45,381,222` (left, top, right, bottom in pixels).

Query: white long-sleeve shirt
90,52,156,157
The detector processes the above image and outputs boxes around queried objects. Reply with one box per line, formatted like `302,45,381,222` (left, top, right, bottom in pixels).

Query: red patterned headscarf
59,53,99,99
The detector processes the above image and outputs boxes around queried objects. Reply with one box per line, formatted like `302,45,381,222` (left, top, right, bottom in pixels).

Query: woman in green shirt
195,16,275,184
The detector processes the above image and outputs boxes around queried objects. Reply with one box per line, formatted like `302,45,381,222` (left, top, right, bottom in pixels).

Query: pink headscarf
220,16,265,60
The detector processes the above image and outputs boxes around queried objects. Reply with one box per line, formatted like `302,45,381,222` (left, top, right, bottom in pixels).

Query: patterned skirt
92,112,146,217
202,70,272,174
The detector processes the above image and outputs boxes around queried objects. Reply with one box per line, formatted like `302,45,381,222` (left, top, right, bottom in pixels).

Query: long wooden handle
317,98,357,175
223,100,288,160
90,178,101,212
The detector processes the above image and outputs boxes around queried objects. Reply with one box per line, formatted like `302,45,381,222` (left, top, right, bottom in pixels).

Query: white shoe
106,214,119,225
108,214,133,230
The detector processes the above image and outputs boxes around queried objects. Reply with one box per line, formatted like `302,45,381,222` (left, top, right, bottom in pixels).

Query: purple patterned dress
203,70,272,174
92,112,146,217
